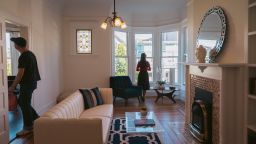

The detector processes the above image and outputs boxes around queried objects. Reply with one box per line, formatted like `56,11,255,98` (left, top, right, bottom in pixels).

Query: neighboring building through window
76,29,92,54
114,31,128,76
135,33,153,82
161,31,179,84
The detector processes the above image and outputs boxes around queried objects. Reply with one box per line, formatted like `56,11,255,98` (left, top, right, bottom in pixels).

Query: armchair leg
138,96,141,103
125,99,128,106
113,96,117,104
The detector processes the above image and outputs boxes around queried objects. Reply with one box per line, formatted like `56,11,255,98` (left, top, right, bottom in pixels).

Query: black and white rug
107,118,161,144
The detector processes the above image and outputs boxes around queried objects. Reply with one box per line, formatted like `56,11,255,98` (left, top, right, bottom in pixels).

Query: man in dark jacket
9,37,41,136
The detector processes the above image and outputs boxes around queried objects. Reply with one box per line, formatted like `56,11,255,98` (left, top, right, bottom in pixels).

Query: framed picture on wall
76,29,92,54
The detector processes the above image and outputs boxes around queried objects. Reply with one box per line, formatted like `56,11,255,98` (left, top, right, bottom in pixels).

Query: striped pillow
79,88,103,109
91,87,103,105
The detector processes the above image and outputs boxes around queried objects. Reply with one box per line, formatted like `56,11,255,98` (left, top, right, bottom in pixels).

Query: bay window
113,27,182,86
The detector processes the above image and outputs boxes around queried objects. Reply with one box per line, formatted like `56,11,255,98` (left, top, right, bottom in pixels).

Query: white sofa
34,88,113,144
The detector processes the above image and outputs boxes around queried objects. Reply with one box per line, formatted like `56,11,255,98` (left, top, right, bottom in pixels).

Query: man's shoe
16,129,32,137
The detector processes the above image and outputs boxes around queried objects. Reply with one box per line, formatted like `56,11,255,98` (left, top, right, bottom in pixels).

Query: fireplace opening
190,87,213,143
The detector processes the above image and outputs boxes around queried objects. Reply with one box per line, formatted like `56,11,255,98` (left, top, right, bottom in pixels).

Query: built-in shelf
249,2,256,8
248,95,256,100
249,31,256,36
248,64,256,67
248,124,256,133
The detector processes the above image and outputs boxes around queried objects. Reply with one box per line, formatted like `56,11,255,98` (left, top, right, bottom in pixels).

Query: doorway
5,21,29,142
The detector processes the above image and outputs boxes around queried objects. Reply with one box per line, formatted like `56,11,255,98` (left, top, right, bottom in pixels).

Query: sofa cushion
80,104,113,118
43,91,84,119
79,89,97,109
91,87,103,105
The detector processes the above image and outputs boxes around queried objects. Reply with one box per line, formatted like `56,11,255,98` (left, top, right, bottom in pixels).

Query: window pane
135,58,153,82
161,31,179,84
114,31,127,57
115,58,128,76
161,57,177,69
77,30,92,54
161,68,178,84
135,34,153,57
6,33,12,76
161,31,178,57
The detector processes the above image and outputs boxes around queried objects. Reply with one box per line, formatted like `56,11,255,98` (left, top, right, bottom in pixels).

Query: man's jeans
18,84,39,130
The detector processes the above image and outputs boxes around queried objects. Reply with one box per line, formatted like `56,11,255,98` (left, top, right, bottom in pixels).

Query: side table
154,87,177,103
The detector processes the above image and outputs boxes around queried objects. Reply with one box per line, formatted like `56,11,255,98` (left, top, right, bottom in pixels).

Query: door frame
0,12,31,143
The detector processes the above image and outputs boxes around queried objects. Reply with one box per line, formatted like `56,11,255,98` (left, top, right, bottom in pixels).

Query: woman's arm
147,61,151,71
136,63,140,71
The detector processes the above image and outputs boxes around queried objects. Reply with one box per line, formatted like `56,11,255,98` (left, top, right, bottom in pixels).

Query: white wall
187,0,247,63
62,18,112,92
0,0,63,114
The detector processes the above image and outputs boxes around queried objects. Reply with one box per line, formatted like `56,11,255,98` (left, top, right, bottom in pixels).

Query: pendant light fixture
101,0,127,30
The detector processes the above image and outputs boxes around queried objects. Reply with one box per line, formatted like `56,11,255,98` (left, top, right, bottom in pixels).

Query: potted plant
157,80,166,90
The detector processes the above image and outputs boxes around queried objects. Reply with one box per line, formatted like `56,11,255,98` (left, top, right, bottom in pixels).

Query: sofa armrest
99,88,113,104
34,117,103,144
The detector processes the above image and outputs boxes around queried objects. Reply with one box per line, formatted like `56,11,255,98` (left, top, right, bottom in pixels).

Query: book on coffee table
134,119,155,127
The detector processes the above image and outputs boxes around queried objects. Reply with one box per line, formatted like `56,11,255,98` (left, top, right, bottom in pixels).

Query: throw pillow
91,87,104,105
79,89,97,109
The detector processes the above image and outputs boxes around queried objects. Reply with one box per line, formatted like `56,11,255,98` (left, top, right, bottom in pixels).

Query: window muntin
76,29,92,54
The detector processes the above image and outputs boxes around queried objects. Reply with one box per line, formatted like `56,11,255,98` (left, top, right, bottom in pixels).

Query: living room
0,0,253,144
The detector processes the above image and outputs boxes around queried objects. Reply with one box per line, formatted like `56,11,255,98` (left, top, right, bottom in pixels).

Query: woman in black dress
136,53,151,101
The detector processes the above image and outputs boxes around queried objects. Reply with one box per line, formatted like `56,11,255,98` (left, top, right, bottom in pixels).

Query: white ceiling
62,0,188,27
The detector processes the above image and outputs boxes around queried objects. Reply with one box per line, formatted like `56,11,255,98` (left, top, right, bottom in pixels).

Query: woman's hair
140,53,146,61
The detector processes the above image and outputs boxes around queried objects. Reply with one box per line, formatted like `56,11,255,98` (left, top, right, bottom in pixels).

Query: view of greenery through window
114,31,128,76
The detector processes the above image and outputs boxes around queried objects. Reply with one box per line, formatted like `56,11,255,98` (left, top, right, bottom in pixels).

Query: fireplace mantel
185,63,246,144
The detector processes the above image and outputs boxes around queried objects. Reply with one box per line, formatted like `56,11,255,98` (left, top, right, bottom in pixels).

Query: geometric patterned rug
107,118,162,144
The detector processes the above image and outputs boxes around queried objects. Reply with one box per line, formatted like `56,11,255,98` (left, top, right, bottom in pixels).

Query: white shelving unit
247,0,256,143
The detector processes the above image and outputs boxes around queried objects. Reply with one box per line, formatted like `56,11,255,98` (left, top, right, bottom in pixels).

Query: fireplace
190,87,213,143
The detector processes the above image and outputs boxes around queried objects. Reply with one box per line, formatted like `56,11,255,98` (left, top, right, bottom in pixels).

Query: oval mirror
196,7,227,63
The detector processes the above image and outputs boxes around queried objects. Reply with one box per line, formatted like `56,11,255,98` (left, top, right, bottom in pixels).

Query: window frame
76,29,92,54
160,31,179,84
112,24,184,86
134,32,154,83
113,30,129,76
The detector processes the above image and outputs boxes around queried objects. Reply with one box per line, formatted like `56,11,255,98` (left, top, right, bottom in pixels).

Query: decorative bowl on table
140,107,148,117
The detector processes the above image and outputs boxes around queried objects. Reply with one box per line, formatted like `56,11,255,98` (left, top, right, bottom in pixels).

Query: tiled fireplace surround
185,64,245,144
190,75,220,143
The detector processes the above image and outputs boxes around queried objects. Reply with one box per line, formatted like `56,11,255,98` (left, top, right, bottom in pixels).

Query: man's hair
10,37,27,48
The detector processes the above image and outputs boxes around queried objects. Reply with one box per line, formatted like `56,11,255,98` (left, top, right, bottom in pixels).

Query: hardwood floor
10,92,199,144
